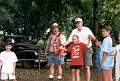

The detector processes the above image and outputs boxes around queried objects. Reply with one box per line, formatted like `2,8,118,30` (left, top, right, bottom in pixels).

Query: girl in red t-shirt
67,35,88,81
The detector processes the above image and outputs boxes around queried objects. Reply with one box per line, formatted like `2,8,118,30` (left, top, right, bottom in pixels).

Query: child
115,31,120,81
66,35,88,81
95,38,102,81
0,41,18,81
101,25,114,81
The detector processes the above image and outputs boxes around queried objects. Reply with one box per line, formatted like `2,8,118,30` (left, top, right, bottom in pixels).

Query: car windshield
14,37,26,43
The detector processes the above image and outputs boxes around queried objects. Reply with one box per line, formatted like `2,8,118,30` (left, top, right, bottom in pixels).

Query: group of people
44,18,120,81
0,17,119,81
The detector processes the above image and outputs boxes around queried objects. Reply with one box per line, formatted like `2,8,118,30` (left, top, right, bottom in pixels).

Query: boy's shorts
70,65,81,69
48,53,64,65
83,48,93,65
96,66,102,74
1,73,16,80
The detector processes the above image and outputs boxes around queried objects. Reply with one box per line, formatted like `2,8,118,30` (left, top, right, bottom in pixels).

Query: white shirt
0,51,18,73
68,26,94,47
115,44,120,81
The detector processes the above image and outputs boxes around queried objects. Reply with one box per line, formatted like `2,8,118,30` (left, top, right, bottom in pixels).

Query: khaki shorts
83,48,93,66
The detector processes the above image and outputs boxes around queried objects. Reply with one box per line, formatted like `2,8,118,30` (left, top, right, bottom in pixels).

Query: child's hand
12,71,15,75
100,63,103,69
59,45,64,50
44,55,48,60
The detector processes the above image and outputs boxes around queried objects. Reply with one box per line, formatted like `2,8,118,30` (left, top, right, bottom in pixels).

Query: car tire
22,60,33,68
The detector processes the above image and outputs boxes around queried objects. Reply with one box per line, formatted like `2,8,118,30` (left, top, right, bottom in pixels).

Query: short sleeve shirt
0,51,18,73
67,43,87,65
68,26,94,48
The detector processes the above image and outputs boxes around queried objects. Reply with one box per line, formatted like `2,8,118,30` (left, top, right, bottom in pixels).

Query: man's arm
44,38,50,59
88,35,96,41
44,43,49,57
63,30,74,46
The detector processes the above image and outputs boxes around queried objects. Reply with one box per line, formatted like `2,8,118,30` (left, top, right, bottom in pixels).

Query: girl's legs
108,69,113,81
75,69,80,81
103,69,113,81
71,69,75,81
102,70,109,81
57,64,62,79
49,63,55,78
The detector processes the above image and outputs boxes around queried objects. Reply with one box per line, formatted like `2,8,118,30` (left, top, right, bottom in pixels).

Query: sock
58,76,62,79
49,75,53,78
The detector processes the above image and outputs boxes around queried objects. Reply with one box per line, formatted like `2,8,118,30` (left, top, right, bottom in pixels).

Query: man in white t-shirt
0,42,18,81
64,18,96,81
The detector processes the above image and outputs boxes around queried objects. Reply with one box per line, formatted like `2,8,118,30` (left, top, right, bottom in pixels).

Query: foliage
0,0,120,42
98,0,120,33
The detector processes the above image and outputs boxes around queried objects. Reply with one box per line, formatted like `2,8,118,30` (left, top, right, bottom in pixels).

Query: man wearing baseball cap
64,18,96,81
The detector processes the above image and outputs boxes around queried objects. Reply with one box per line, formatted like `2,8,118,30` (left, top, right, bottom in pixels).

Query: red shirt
67,43,87,65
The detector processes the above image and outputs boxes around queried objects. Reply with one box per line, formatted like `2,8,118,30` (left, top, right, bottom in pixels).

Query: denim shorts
102,66,113,70
96,66,102,74
48,53,64,65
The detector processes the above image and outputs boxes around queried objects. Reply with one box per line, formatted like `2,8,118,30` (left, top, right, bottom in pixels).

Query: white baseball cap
75,18,83,22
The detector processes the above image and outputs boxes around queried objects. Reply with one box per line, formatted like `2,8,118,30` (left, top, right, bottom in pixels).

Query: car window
15,37,25,43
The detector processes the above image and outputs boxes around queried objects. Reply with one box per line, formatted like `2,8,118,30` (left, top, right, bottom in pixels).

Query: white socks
49,75,62,79
58,76,62,79
49,75,53,78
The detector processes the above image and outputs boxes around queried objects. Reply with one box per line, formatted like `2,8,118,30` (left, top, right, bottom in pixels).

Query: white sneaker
49,75,53,79
58,76,62,80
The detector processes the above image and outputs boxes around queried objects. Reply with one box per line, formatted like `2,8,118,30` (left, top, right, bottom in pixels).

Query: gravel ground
16,65,98,81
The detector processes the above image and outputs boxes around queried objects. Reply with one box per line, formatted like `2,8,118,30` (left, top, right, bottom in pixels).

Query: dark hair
102,25,116,46
95,38,103,42
102,25,112,32
4,41,12,46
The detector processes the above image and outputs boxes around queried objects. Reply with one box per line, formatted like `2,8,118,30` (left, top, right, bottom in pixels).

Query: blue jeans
48,53,64,65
